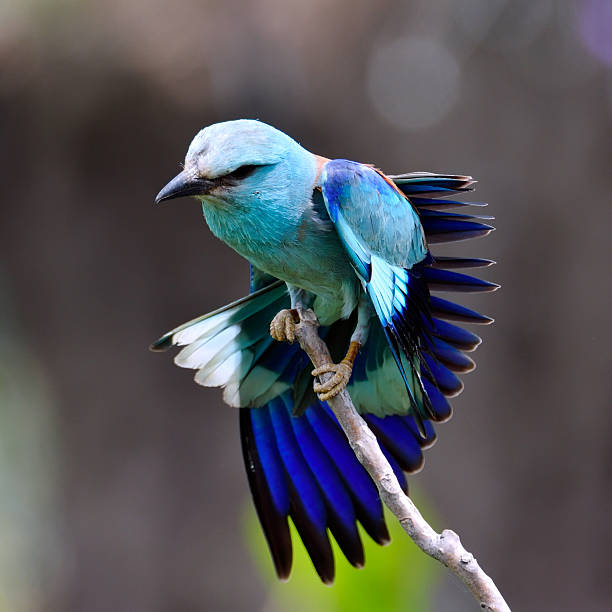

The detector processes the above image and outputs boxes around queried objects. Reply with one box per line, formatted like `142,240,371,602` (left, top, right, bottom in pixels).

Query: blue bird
153,119,497,583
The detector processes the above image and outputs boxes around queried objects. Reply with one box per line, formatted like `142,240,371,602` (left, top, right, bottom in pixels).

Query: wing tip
409,454,425,474
264,524,293,582
426,227,495,244
427,278,500,294
149,334,173,352
443,382,465,398
428,256,497,270
431,408,454,424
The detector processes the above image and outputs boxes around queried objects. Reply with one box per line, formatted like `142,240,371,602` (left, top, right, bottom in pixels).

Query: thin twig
294,308,510,612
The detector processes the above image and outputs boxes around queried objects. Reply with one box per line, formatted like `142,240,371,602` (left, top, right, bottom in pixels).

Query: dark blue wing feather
287,398,364,567
421,378,453,422
363,414,424,473
305,404,389,545
408,197,488,210
428,256,495,270
422,218,495,243
430,296,494,325
266,397,336,583
240,406,292,579
424,268,500,293
241,391,432,582
427,336,476,373
431,318,482,351
376,438,408,492
422,353,464,397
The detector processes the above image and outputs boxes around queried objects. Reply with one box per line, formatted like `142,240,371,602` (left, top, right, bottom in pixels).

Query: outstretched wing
320,160,438,431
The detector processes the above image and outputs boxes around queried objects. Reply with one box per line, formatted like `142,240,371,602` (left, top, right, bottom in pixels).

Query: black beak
154,171,214,204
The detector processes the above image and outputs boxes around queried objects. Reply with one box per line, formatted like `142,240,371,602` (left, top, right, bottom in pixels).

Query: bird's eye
226,164,259,180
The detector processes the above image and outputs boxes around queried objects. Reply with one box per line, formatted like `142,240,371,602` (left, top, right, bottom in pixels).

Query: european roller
153,119,497,583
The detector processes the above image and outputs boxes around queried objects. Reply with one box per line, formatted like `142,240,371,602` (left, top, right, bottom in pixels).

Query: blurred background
1,0,611,610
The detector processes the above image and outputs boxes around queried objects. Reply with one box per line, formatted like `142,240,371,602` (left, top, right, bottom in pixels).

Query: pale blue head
155,119,316,213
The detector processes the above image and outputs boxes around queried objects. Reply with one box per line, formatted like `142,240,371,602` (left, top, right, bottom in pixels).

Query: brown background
1,1,611,610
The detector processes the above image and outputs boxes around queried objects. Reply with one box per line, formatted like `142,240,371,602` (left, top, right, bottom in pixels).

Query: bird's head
155,119,313,210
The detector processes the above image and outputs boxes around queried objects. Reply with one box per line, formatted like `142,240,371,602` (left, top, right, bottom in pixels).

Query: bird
152,119,497,584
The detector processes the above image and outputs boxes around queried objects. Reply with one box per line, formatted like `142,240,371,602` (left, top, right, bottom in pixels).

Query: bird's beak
154,171,214,204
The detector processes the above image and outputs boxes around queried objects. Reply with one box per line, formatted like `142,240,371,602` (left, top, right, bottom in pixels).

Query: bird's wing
324,162,497,426
319,160,438,431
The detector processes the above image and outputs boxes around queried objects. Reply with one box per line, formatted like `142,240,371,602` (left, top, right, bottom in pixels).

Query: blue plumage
288,401,364,570
421,378,453,422
424,267,500,292
427,336,476,373
430,317,482,351
268,398,328,532
249,406,290,515
289,407,357,527
431,295,494,325
363,414,424,473
305,404,388,544
422,353,463,396
152,120,496,583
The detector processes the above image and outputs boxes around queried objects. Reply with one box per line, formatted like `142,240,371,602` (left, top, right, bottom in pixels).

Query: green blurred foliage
0,282,61,612
244,490,440,612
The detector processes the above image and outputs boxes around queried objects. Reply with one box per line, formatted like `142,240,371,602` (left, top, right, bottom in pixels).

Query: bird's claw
270,308,300,343
312,361,353,401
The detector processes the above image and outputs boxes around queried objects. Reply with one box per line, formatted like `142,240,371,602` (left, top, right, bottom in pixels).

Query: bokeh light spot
367,36,460,131
577,0,612,68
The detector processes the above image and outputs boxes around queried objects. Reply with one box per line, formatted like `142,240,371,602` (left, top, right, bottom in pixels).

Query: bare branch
294,308,510,612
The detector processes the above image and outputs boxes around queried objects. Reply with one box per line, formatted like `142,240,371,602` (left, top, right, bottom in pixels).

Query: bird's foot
269,308,300,343
312,341,361,402
312,362,353,401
